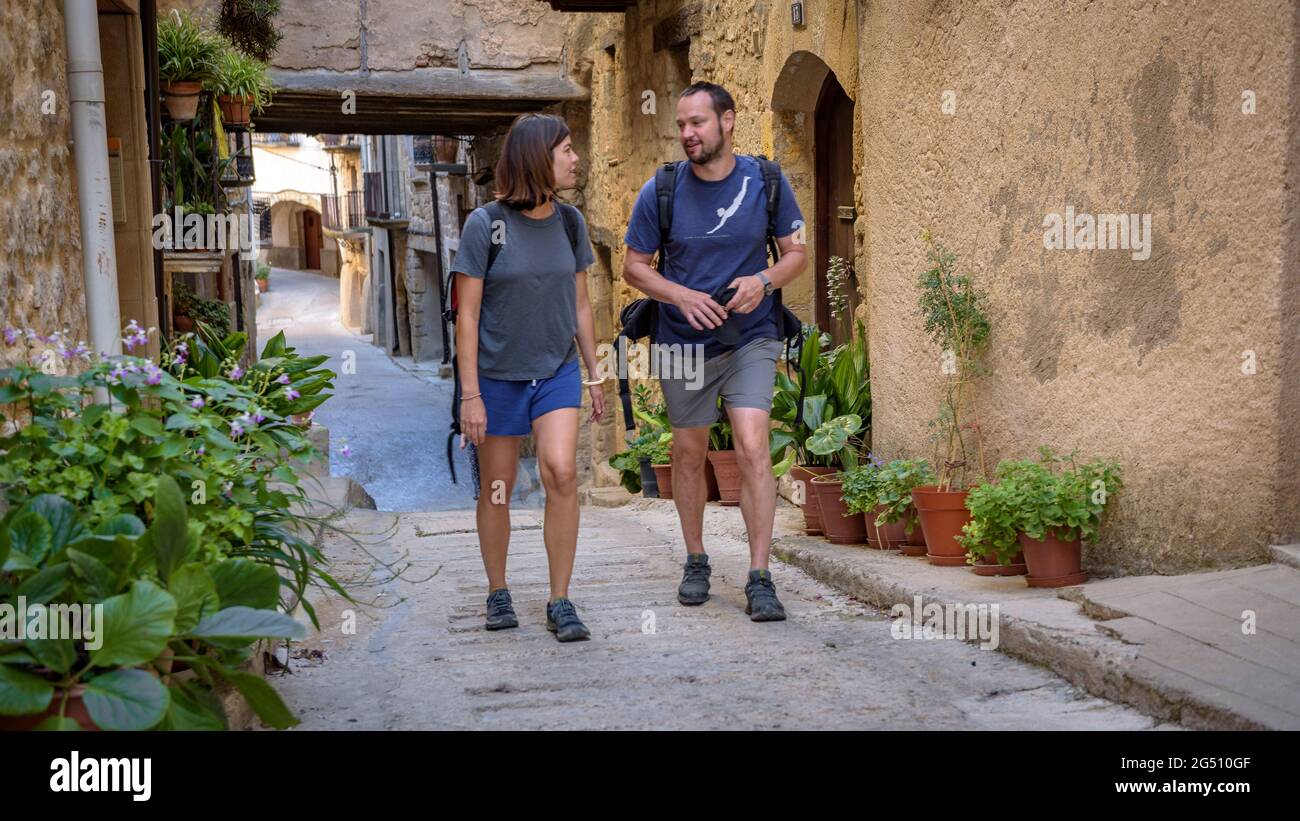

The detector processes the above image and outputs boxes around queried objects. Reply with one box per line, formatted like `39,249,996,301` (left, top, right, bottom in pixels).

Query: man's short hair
678,82,735,122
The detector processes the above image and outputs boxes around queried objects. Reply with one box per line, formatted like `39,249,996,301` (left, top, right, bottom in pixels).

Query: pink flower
276,373,291,385
3,327,18,345
228,365,244,380
190,395,205,409
285,388,300,401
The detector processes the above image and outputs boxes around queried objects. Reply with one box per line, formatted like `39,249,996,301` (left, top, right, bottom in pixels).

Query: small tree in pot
912,233,992,565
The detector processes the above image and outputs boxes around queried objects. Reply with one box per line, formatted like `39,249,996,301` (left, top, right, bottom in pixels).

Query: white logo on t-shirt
706,176,751,235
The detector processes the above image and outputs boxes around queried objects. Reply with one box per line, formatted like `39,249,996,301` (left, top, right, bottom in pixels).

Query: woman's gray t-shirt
451,202,595,380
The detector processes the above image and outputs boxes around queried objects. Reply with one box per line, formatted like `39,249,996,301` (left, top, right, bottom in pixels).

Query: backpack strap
751,154,807,427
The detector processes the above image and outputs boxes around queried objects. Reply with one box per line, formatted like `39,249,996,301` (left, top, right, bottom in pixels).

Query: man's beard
685,136,720,165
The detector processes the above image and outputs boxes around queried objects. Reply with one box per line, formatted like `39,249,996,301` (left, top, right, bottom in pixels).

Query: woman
451,113,606,642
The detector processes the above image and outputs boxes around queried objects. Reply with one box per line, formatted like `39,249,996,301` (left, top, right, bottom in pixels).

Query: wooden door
303,210,322,269
814,73,858,346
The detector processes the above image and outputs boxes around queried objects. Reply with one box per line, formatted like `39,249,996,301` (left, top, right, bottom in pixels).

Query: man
622,82,806,621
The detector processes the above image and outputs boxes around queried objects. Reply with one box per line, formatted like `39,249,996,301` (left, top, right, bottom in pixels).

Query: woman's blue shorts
479,356,582,437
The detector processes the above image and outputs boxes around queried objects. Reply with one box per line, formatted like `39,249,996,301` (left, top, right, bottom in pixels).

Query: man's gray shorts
660,337,782,428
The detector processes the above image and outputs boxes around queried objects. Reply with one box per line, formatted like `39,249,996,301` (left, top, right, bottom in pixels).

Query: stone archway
771,50,860,344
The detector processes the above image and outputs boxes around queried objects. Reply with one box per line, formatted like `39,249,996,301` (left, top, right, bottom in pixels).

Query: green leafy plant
960,447,1124,566
0,478,305,730
157,9,222,84
174,283,231,338
217,0,283,62
847,457,936,533
206,42,275,113
255,264,271,281
916,231,991,491
770,321,869,475
161,116,234,214
608,385,672,493
806,413,865,472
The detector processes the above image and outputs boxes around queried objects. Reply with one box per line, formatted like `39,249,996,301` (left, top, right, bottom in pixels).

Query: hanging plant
217,0,284,62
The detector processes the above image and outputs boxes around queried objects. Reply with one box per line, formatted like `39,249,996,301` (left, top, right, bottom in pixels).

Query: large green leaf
82,669,169,731
7,511,53,565
222,669,298,729
25,637,76,675
189,606,306,641
18,495,87,555
159,683,225,730
95,514,146,538
34,715,82,731
801,394,828,434
17,564,70,604
170,563,219,634
65,548,118,601
90,580,177,668
150,474,189,584
0,664,55,716
209,559,280,610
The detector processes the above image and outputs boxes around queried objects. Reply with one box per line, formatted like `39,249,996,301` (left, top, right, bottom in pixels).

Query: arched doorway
771,50,860,347
814,73,858,345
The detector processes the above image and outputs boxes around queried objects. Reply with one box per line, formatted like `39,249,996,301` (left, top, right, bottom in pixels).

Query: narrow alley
253,267,1168,730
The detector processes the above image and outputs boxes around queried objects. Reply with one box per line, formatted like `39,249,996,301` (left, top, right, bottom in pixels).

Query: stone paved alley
258,267,1171,730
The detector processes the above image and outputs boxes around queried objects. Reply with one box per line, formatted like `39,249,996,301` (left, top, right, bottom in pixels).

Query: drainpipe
64,0,122,358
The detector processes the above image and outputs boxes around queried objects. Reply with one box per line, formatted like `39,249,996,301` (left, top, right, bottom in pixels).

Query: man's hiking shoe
744,569,787,622
545,598,591,642
485,588,518,630
677,553,712,606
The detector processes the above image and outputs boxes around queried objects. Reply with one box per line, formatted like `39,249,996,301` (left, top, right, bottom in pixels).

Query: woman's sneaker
744,569,787,621
485,588,518,630
545,598,591,642
677,553,712,605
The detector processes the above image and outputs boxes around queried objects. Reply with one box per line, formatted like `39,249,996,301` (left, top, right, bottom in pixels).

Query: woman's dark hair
493,113,571,210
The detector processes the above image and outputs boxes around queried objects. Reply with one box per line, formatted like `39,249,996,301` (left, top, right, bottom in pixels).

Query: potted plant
157,10,221,121
806,413,868,544
772,322,869,535
173,283,231,338
865,458,935,555
704,417,742,505
771,325,834,534
0,482,306,730
256,263,271,293
911,233,992,566
841,457,894,549
648,435,674,500
206,41,274,126
963,449,1122,586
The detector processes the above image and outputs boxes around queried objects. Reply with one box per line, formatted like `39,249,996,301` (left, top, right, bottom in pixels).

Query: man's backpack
443,199,584,494
616,154,806,435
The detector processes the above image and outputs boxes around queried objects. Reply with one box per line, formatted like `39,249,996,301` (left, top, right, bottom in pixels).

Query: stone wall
0,3,87,366
557,0,1300,574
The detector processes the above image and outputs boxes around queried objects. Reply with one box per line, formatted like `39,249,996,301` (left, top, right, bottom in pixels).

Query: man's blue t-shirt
624,154,804,358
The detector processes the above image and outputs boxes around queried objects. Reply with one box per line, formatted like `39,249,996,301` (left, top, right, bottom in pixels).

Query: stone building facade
519,0,1300,575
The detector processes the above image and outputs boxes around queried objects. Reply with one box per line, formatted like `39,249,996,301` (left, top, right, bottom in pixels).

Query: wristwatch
756,271,773,297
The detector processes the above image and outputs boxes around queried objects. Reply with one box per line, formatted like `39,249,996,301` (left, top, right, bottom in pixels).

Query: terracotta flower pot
706,450,742,506
173,312,195,333
791,464,836,535
290,412,314,429
1019,530,1088,587
218,94,253,126
810,474,867,545
704,458,721,501
912,485,972,566
971,550,1028,576
256,278,269,293
161,80,203,120
899,505,928,556
865,503,907,550
651,462,673,499
0,685,99,731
